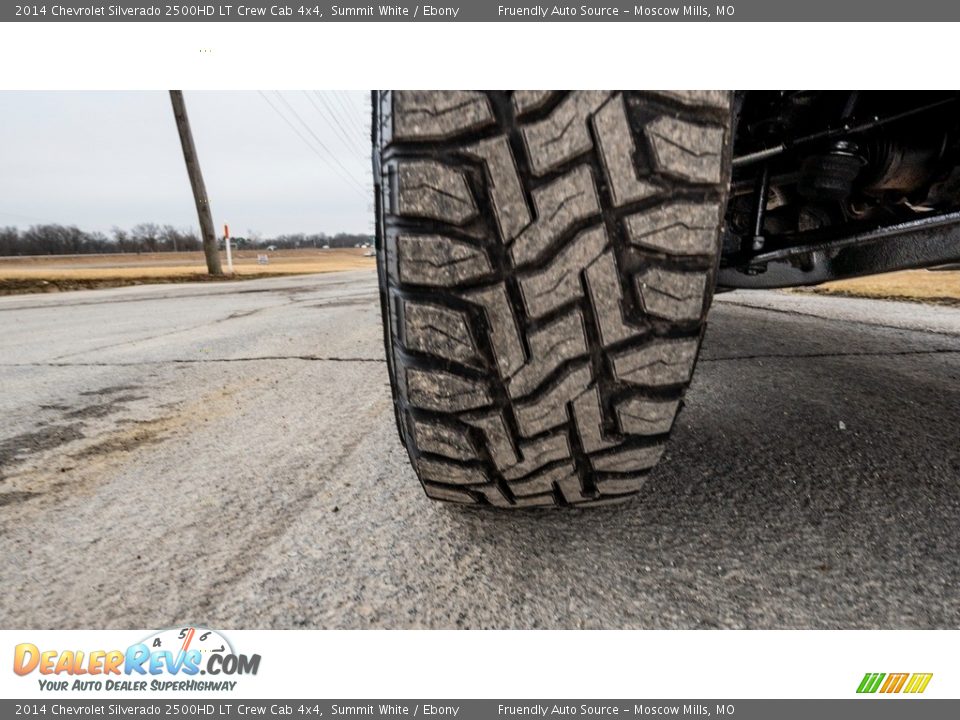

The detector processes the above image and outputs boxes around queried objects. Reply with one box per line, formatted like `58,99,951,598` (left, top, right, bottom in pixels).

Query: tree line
0,224,374,256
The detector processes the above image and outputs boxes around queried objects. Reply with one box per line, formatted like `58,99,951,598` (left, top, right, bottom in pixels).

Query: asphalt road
1,271,959,629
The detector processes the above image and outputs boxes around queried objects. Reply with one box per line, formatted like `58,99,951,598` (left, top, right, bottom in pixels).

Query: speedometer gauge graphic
141,627,234,658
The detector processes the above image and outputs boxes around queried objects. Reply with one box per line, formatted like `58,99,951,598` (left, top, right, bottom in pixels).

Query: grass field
0,248,376,294
796,269,960,306
1,249,957,304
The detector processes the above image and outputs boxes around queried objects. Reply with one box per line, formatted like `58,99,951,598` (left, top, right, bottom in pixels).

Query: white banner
1,629,955,700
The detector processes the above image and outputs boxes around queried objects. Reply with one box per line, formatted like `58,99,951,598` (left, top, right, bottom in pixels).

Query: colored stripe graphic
904,673,934,694
857,673,885,693
881,673,909,693
857,672,932,694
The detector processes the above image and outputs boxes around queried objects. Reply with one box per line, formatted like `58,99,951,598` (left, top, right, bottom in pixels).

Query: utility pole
169,90,222,276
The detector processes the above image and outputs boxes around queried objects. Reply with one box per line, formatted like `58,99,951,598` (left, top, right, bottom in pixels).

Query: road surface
1,271,959,628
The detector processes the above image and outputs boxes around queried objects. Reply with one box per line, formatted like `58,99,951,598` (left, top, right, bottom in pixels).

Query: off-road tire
373,91,733,508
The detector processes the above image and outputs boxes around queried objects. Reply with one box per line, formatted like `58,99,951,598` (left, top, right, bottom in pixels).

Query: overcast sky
0,91,372,237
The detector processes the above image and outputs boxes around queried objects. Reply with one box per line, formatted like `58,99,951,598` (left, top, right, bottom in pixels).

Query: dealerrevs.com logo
857,673,933,694
13,627,261,693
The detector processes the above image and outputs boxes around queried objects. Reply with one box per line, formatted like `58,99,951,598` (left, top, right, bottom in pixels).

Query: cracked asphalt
1,270,959,629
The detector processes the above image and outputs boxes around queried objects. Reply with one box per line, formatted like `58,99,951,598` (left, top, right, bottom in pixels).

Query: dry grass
795,269,960,306
0,248,374,279
0,248,375,294
4,249,956,305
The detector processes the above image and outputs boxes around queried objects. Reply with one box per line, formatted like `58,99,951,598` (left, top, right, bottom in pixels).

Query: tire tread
374,90,732,508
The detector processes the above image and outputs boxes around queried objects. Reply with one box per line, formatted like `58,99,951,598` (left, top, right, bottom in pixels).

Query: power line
258,91,347,186
305,91,364,163
258,92,367,199
257,91,367,198
332,91,369,144
273,91,370,191
343,91,371,142
271,91,370,194
317,90,370,165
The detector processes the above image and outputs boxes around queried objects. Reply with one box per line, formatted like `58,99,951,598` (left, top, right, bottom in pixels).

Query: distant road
1,271,959,628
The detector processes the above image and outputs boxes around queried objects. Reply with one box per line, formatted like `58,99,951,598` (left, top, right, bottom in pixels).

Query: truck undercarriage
721,91,960,289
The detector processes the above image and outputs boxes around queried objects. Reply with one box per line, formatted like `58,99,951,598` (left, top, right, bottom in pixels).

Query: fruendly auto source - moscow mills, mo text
498,5,725,17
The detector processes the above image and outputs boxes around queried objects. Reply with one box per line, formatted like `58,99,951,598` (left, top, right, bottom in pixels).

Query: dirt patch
225,309,262,320
63,395,148,420
307,296,379,309
0,491,39,507
2,386,151,477
79,385,142,396
69,418,170,460
0,385,241,515
0,424,86,477
799,289,960,307
0,273,295,296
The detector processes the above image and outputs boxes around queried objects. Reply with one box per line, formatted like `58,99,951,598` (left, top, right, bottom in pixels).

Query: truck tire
373,91,733,508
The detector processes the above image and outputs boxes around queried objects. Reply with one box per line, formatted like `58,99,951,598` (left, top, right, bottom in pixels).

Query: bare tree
131,222,161,252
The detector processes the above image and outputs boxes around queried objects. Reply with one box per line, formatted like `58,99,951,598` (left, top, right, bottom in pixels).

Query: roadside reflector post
224,223,234,273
